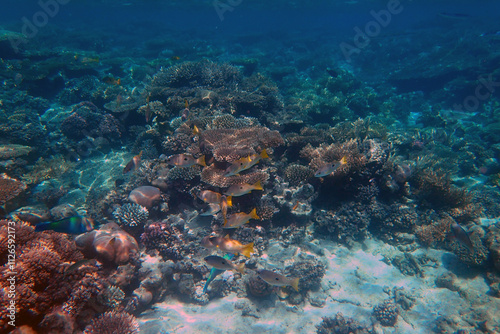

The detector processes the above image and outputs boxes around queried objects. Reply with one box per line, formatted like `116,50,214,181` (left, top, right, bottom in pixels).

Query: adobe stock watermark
213,0,242,21
340,0,403,63
453,74,500,112
5,221,17,328
9,0,71,54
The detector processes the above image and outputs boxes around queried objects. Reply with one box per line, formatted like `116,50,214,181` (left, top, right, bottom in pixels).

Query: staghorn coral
0,173,26,205
199,126,284,163
316,312,374,334
113,203,149,227
83,311,139,334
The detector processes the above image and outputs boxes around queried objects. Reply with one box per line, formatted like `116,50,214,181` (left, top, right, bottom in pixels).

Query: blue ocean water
1,0,500,333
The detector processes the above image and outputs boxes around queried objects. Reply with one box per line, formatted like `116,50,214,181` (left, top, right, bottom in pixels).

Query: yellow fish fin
291,277,300,292
260,149,269,159
193,125,200,136
197,155,207,167
340,156,347,165
241,242,254,258
250,208,260,220
253,181,263,191
226,196,232,207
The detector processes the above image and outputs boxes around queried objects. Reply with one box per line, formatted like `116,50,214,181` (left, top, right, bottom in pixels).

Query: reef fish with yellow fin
166,154,206,167
224,181,263,197
224,150,269,177
224,208,260,229
201,235,254,258
123,151,142,174
256,269,300,291
204,255,245,274
314,156,347,177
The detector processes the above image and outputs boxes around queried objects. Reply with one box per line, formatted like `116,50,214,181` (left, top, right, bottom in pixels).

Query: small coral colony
0,53,499,333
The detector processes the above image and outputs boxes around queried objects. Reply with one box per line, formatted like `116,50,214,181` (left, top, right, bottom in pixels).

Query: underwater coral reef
1,2,500,333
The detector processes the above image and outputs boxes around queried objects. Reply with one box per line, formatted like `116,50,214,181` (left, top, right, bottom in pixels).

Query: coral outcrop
75,222,139,265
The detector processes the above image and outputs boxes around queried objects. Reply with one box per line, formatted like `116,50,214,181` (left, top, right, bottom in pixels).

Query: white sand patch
137,238,500,334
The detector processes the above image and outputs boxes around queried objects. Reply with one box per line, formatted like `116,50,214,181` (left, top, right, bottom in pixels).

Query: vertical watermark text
5,220,17,327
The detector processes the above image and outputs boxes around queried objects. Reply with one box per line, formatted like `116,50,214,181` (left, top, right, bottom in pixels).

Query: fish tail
193,125,200,136
260,149,269,159
291,278,300,292
226,196,232,207
253,181,263,191
250,208,260,220
198,155,207,167
241,242,254,258
236,263,246,274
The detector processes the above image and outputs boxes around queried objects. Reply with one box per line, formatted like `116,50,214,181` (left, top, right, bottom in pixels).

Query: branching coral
410,167,472,210
21,155,75,185
300,139,366,176
0,173,26,205
0,220,109,332
140,220,186,261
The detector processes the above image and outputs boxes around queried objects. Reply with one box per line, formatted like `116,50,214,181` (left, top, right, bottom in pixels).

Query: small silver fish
314,156,347,177
204,255,245,274
256,269,300,291
450,222,474,251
